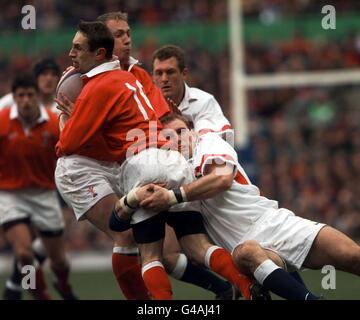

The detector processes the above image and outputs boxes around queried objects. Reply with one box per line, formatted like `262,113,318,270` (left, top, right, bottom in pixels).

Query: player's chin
72,62,80,71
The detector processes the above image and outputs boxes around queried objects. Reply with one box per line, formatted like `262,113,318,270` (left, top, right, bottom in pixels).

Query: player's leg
3,235,48,300
55,157,149,300
84,193,149,300
163,224,235,300
2,220,33,299
28,189,75,300
1,220,52,299
3,257,23,300
179,232,256,299
39,231,77,300
165,210,258,300
132,212,172,300
233,240,319,300
303,225,360,275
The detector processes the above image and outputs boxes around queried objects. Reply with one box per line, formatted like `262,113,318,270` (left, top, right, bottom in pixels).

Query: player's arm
184,162,234,200
56,85,110,155
139,161,235,212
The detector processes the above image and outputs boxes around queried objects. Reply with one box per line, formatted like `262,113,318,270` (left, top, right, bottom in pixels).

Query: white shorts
233,208,325,270
0,189,64,232
119,148,200,224
55,155,122,220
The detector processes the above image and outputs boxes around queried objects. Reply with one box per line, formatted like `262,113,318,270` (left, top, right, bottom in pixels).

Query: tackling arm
139,162,235,212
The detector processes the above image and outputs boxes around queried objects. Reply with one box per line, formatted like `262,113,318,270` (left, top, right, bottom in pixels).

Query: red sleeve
131,66,170,118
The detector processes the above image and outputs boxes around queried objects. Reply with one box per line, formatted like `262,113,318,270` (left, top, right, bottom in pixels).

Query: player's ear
182,67,188,78
95,47,107,61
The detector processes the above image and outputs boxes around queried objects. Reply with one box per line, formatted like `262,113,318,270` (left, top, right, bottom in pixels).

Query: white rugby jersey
190,132,279,252
178,84,232,136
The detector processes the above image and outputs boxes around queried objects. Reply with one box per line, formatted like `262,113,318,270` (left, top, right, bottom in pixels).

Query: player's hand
139,184,172,212
135,185,156,202
55,92,74,116
59,113,69,131
62,66,75,75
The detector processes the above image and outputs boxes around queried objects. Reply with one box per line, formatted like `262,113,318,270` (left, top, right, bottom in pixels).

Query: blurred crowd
250,86,360,239
1,0,360,30
245,32,360,74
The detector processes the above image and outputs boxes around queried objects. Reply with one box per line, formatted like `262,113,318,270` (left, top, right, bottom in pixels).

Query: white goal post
228,0,360,147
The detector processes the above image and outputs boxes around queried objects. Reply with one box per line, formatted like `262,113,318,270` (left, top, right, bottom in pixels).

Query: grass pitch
1,269,360,300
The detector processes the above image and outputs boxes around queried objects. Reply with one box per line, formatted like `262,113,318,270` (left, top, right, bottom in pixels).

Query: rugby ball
56,67,83,103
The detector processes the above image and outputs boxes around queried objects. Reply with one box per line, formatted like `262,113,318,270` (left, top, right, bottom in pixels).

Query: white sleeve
193,96,231,133
194,133,238,177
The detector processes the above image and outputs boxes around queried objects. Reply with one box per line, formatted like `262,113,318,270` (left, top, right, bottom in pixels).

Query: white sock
204,245,222,269
170,254,188,279
141,261,164,277
253,259,281,285
113,246,139,255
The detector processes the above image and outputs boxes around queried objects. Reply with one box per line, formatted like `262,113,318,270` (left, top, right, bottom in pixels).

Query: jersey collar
178,83,198,110
127,56,139,72
82,60,121,79
10,103,49,124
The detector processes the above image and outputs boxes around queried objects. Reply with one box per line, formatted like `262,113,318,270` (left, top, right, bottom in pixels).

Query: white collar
81,60,121,79
10,103,49,124
179,83,197,108
127,56,139,72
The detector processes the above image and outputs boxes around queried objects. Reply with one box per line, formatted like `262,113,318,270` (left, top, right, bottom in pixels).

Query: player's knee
15,246,34,266
233,240,263,267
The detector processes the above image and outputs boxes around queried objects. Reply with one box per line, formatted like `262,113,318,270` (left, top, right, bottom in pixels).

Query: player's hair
11,73,39,93
97,11,128,23
33,57,60,78
152,45,186,72
160,113,192,129
78,20,114,59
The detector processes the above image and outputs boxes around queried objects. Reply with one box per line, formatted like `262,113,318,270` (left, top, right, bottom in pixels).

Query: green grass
1,269,359,300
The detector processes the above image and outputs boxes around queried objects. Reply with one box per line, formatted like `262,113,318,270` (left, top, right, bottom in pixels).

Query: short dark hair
152,45,186,72
160,112,193,129
33,58,60,78
78,20,114,59
12,73,39,93
97,11,128,23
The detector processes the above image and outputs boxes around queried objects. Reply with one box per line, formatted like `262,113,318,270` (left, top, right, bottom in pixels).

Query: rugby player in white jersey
152,45,232,137
138,113,360,299
152,44,309,292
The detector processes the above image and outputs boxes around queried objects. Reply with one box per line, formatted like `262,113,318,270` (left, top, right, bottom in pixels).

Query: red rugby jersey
0,106,59,190
56,67,166,163
130,65,170,118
